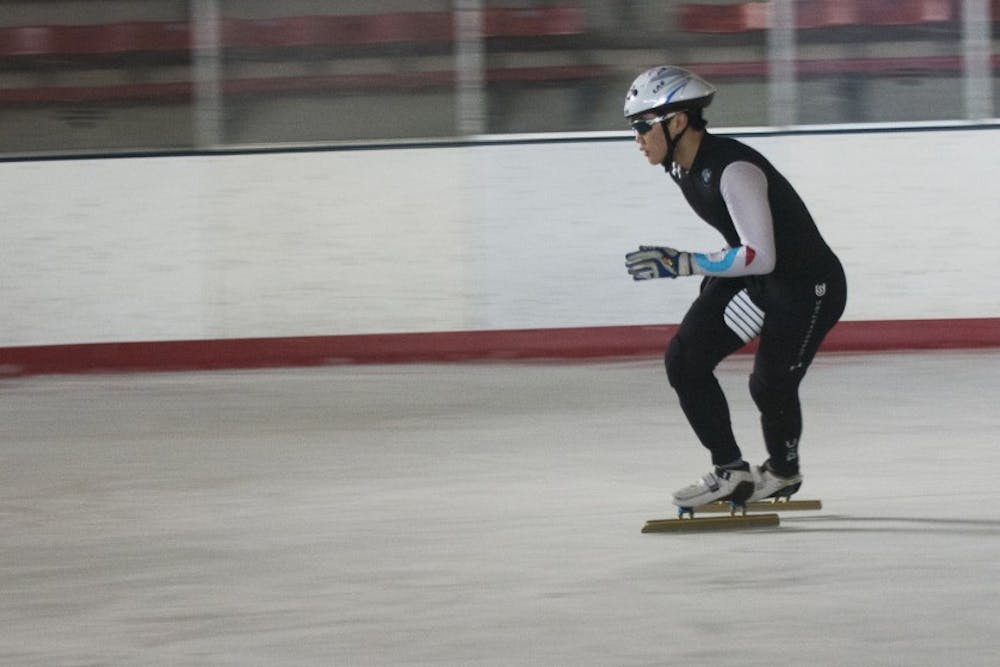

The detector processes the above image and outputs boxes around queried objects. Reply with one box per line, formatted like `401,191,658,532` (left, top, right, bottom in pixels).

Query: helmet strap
661,119,688,168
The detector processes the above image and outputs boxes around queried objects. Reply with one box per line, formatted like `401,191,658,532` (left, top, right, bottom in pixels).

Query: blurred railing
0,0,996,156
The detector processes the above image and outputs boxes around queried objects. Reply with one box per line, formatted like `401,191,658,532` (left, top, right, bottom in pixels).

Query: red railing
0,66,610,105
0,7,586,58
679,0,964,33
4,55,997,106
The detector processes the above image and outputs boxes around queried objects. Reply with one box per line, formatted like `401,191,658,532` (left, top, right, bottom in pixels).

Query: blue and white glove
625,245,693,280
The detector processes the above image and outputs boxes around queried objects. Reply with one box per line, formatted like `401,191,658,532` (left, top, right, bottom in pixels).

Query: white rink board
1,126,998,346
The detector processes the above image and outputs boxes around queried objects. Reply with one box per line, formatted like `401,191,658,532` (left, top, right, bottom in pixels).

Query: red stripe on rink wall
2,317,999,378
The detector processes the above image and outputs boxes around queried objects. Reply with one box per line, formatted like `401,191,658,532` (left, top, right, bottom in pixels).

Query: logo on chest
700,168,712,185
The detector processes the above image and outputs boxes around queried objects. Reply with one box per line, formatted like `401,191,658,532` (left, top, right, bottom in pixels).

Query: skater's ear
668,111,689,135
678,108,708,132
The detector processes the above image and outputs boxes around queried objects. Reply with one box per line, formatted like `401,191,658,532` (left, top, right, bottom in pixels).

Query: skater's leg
666,337,743,465
666,278,749,466
748,371,804,474
750,269,847,474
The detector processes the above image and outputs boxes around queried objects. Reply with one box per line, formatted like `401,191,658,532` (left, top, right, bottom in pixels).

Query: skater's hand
625,245,692,280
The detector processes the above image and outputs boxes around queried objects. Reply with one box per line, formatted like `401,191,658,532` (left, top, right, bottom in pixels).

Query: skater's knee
748,373,799,415
664,338,682,387
666,336,713,389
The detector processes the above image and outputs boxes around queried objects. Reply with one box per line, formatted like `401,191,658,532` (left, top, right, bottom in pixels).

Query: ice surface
2,351,1000,665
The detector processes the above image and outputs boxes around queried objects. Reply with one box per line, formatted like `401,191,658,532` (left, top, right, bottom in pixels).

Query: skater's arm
625,163,778,281
690,162,776,277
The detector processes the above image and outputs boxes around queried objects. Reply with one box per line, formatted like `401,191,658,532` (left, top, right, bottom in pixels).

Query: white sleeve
690,161,777,277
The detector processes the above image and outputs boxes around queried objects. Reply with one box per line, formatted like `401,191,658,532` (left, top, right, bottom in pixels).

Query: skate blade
642,513,779,533
694,499,822,513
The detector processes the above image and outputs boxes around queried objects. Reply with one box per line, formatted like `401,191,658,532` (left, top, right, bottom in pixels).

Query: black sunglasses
630,112,677,135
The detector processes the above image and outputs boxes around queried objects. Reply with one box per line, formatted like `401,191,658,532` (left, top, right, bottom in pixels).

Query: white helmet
624,66,716,119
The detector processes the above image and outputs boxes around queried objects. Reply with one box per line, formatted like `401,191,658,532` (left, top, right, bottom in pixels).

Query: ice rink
3,350,1000,666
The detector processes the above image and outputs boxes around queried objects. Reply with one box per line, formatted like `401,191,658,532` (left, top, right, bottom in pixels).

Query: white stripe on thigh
723,289,765,344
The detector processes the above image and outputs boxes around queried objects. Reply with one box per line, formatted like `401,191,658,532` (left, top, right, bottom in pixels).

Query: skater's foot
671,463,754,508
749,460,803,502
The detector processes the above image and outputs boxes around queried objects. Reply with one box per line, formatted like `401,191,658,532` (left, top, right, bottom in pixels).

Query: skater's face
632,112,671,165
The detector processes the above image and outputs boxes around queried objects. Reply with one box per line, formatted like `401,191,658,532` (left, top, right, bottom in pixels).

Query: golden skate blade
694,499,822,513
642,513,779,533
